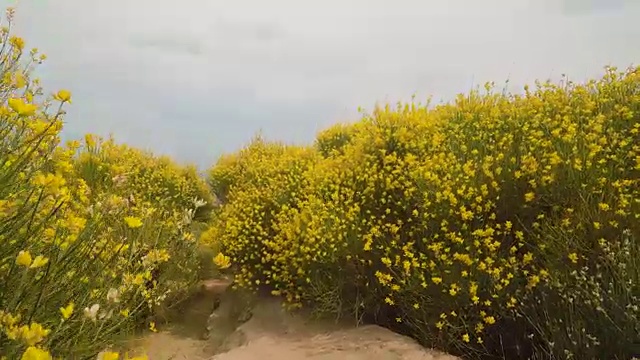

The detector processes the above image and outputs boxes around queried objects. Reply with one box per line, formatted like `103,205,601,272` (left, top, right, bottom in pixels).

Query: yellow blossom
524,192,535,202
19,323,51,346
124,216,143,228
16,250,33,267
30,255,49,269
21,347,51,360
213,252,231,269
568,252,579,264
53,89,72,103
9,35,25,50
7,98,37,116
60,302,74,320
100,352,119,360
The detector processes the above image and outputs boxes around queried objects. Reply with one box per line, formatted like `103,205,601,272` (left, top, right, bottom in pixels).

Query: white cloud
4,0,639,168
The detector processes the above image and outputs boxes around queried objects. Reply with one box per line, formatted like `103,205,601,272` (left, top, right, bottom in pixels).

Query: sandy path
135,295,458,360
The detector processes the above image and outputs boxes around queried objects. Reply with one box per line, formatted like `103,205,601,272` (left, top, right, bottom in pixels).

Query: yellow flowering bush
0,10,210,359
204,136,318,289
314,121,364,158
208,67,640,359
73,134,215,221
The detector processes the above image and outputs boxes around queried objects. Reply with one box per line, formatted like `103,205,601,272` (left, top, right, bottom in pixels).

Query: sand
131,280,457,360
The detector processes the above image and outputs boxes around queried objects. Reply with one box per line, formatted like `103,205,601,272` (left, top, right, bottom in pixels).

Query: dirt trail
131,280,458,360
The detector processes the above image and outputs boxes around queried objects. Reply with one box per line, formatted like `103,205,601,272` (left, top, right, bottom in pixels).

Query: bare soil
128,279,458,360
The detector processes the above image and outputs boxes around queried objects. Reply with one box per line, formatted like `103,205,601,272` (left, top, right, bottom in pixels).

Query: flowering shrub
314,121,364,158
204,136,318,289
0,10,211,359
207,67,640,359
3,4,638,358
73,135,215,222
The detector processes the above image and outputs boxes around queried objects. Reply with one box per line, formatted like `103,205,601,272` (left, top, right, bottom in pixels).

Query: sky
3,0,639,169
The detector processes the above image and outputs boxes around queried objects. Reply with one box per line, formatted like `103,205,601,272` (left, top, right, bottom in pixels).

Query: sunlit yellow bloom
9,36,25,50
20,346,51,360
53,89,72,103
213,252,231,269
568,253,579,264
60,302,74,320
100,352,119,360
19,323,51,346
30,255,49,269
524,192,535,202
124,216,143,228
7,98,37,116
16,250,33,267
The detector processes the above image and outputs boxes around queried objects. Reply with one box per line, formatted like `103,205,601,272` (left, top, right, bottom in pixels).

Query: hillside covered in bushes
1,6,639,360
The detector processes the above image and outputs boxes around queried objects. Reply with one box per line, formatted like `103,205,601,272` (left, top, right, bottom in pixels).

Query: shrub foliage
206,67,640,360
0,10,211,359
2,5,639,359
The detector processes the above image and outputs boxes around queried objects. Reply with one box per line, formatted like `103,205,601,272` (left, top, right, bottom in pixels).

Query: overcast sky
4,0,639,169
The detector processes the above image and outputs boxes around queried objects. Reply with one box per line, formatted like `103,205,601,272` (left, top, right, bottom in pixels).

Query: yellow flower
19,323,51,346
53,89,72,103
85,133,97,148
7,98,37,117
30,255,49,269
568,252,579,264
484,316,496,325
21,346,51,360
60,302,74,320
14,73,26,88
16,250,33,267
9,36,25,50
462,333,470,343
100,352,119,360
213,252,231,270
124,216,143,229
149,321,158,333
524,192,535,202
527,275,541,289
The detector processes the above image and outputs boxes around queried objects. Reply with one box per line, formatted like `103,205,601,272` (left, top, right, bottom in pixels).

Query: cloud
4,0,640,168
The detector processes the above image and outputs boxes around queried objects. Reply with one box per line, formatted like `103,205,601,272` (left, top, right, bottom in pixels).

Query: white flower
182,208,194,226
193,197,207,209
84,304,100,322
106,288,120,303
